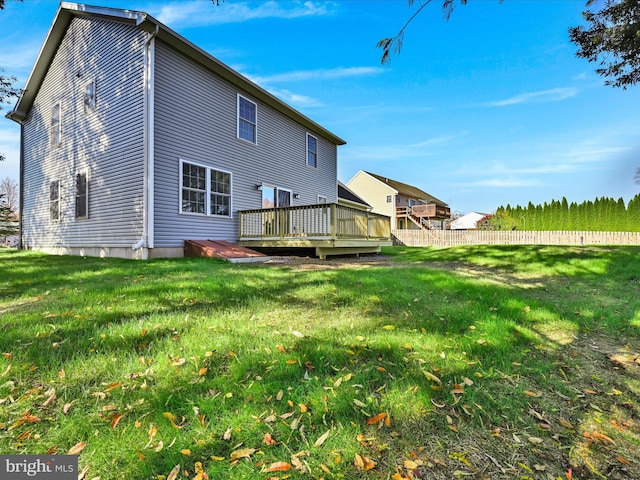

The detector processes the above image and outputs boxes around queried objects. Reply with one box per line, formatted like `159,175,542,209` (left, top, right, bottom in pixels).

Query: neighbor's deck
238,203,392,258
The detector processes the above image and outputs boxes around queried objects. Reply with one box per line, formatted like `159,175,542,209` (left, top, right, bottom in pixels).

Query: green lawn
1,245,639,480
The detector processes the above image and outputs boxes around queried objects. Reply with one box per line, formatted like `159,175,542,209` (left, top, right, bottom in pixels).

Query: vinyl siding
152,41,339,247
21,16,146,250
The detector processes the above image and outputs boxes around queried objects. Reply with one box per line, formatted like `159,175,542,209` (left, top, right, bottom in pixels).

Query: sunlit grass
0,246,639,479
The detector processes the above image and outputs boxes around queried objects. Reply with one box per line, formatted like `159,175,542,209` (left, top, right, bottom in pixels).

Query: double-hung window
306,133,318,168
181,162,207,214
237,95,257,143
51,103,61,147
50,180,60,221
75,172,88,219
210,169,231,216
180,160,232,217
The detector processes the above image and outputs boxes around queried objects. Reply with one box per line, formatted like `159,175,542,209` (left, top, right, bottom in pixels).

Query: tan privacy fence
392,230,640,247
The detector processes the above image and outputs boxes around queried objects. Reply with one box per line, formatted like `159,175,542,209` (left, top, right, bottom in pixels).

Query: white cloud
484,87,579,107
251,66,384,84
154,1,335,28
265,87,324,108
342,133,464,162
457,177,546,188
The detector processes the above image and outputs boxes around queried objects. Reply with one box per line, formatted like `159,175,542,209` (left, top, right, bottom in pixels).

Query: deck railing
239,204,391,241
396,204,451,218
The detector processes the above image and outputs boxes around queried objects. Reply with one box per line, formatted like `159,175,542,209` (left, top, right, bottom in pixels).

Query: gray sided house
8,3,351,259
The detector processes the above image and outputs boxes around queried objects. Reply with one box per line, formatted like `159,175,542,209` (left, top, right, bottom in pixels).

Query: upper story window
306,133,318,168
180,159,232,217
75,172,88,219
237,95,257,143
84,81,96,113
51,103,61,147
386,195,392,203
318,195,327,204
50,180,60,221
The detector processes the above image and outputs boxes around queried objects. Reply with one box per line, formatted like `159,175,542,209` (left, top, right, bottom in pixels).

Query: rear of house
8,3,345,259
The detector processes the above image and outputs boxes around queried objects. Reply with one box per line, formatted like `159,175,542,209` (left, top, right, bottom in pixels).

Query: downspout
18,123,24,250
133,24,158,255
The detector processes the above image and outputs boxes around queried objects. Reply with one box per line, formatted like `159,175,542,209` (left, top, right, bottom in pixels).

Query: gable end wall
20,16,147,255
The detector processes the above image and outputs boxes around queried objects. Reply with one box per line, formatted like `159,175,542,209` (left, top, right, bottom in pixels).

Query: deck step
184,240,270,263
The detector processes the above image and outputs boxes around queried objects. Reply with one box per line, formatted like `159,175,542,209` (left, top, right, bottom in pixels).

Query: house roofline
360,170,448,206
7,3,347,146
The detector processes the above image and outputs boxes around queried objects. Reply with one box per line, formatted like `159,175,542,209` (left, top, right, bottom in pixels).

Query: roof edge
8,3,346,146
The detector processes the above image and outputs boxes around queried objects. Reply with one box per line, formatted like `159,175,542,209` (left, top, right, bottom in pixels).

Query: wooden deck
238,203,392,259
396,204,451,219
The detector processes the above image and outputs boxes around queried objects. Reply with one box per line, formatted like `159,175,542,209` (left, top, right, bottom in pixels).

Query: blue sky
1,0,638,214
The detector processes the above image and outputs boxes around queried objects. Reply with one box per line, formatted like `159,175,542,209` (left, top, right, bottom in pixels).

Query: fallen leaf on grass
366,412,387,425
422,370,442,384
523,390,540,397
111,413,123,429
583,431,615,444
230,448,255,461
194,461,209,479
559,418,575,430
404,459,419,470
41,390,56,408
166,465,180,480
354,454,377,471
314,429,331,447
291,454,307,473
263,462,291,472
103,381,123,392
264,432,277,445
68,441,86,455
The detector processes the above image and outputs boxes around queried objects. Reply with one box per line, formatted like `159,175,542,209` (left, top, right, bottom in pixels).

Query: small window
50,180,60,221
238,95,257,143
180,160,232,217
386,195,392,203
75,172,88,218
306,133,318,168
84,81,96,112
51,103,61,147
318,195,327,204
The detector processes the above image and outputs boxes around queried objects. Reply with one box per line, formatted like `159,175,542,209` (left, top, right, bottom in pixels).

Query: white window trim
306,133,318,168
50,179,60,222
179,158,233,218
75,171,89,219
237,94,257,145
51,102,61,147
317,195,328,204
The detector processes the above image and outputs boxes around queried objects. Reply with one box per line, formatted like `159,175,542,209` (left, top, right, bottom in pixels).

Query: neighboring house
449,212,489,230
346,171,450,230
337,181,371,211
7,3,390,259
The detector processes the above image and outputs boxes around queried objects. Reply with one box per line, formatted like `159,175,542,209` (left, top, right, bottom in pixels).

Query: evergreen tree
627,194,640,232
0,193,18,240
